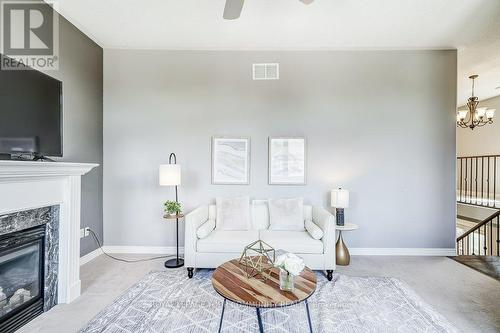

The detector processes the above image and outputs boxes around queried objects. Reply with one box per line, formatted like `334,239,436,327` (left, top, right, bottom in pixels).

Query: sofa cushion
197,230,259,253
208,205,216,220
251,201,312,231
259,230,323,254
305,220,324,240
252,200,270,230
268,198,304,231
211,201,312,231
197,220,216,239
216,196,251,231
303,205,312,221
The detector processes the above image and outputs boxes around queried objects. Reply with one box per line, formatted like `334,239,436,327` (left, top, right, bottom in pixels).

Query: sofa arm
184,206,209,267
312,206,335,256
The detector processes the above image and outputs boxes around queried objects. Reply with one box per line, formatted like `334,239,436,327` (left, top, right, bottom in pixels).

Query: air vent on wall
252,63,279,80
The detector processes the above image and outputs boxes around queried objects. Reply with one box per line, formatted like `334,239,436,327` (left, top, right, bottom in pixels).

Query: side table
335,223,358,266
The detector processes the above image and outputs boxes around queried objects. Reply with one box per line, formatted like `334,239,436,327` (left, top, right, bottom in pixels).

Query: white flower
274,252,305,276
284,257,305,275
274,254,287,267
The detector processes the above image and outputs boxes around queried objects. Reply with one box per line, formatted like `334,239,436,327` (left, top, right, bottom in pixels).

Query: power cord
88,228,176,263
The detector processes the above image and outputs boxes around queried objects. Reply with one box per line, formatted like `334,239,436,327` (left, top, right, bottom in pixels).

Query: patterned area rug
79,269,458,333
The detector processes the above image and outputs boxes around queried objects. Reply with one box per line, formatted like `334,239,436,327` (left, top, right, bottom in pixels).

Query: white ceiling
56,0,500,103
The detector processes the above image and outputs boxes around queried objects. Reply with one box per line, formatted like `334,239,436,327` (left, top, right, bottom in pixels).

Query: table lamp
331,188,349,226
159,153,184,268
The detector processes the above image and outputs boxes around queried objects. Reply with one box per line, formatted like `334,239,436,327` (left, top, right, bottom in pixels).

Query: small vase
279,269,295,291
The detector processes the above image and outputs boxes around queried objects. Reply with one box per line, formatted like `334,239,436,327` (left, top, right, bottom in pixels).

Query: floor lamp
159,153,184,268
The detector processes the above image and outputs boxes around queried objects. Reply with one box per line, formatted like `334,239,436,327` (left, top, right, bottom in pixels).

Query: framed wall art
212,137,250,185
268,137,306,185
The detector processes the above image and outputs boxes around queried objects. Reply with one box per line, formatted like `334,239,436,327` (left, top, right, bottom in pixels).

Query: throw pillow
268,198,304,231
305,220,324,239
251,200,270,230
216,196,251,230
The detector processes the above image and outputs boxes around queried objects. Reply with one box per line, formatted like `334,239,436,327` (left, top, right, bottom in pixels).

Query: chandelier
457,75,495,130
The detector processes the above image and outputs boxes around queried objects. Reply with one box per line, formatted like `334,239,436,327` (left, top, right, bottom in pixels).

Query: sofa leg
187,267,194,278
326,270,333,281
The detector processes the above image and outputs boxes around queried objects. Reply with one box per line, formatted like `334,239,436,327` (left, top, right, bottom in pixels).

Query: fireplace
0,225,45,333
0,205,59,332
0,161,97,331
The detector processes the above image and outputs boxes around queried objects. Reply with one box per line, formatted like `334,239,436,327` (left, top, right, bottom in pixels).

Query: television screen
0,57,62,157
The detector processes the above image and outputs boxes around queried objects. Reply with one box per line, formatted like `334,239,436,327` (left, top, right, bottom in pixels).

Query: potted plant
164,200,182,218
273,252,305,291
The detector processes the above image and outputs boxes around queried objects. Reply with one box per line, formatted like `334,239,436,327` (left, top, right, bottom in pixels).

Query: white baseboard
80,246,455,266
350,248,456,256
102,246,185,254
80,248,103,266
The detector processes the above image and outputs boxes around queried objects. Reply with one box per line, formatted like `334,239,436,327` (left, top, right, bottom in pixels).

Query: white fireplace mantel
0,160,98,304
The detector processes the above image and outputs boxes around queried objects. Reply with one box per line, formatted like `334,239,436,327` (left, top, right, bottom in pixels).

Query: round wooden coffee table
212,259,317,332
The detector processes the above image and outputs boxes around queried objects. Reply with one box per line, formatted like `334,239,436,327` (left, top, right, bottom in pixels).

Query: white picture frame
212,136,250,185
268,137,306,185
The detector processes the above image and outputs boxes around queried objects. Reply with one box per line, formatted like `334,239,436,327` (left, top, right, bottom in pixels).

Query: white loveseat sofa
184,199,336,280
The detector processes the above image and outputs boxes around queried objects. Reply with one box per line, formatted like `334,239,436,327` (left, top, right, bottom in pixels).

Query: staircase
456,209,499,256
455,155,499,279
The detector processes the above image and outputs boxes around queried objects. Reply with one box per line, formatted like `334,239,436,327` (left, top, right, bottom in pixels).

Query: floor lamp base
165,258,184,268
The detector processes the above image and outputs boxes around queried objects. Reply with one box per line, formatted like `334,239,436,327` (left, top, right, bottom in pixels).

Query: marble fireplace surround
0,206,60,311
0,161,98,304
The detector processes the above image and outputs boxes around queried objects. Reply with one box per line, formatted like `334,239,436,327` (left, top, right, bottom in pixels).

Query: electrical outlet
80,227,91,238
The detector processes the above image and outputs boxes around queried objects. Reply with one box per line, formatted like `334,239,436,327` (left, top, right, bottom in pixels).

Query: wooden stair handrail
457,209,500,242
457,154,500,159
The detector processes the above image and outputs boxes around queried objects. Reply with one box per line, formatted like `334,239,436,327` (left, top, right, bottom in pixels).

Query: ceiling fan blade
223,0,244,20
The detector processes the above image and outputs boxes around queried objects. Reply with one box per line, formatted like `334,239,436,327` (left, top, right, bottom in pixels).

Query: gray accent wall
103,50,456,249
44,15,103,256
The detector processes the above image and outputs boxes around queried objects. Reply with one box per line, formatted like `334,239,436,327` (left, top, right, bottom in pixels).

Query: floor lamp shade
159,164,181,186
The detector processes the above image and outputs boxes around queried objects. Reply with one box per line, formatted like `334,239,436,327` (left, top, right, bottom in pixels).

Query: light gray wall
103,50,456,249
44,15,103,256
457,94,500,156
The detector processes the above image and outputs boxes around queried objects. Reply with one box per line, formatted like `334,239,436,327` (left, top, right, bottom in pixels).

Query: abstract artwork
269,137,306,185
212,137,250,184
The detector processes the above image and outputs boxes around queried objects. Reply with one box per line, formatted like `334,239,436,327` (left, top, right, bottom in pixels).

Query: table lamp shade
159,164,181,186
331,188,349,208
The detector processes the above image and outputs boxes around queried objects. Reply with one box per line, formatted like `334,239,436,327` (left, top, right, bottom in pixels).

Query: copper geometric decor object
238,240,276,280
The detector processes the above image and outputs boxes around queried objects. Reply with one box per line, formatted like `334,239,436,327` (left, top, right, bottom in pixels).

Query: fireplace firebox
0,225,45,333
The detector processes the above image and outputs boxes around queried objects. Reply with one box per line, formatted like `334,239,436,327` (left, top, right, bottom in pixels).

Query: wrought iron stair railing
457,155,500,209
456,209,500,256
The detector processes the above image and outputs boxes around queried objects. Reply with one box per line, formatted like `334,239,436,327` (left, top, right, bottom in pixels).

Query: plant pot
279,269,295,291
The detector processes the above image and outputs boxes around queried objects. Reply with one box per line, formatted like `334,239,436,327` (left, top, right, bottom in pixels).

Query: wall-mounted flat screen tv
0,55,62,158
